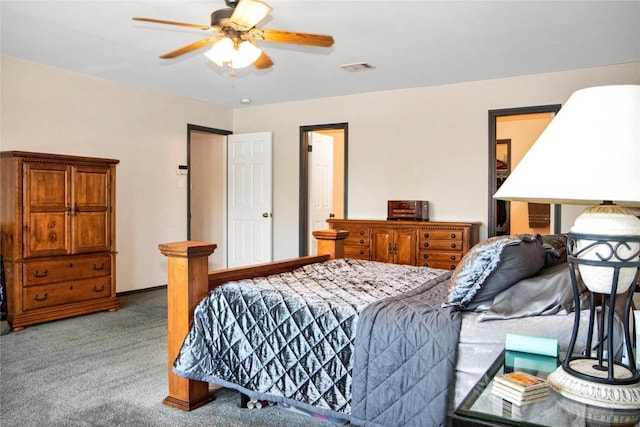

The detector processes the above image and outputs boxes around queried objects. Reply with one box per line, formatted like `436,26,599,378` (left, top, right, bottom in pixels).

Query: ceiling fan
133,0,334,72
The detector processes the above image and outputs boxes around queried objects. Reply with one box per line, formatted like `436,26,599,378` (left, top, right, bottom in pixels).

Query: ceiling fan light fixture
232,40,262,68
231,0,272,29
205,37,262,69
205,37,234,66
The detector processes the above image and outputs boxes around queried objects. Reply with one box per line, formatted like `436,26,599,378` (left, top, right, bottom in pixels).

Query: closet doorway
187,124,232,270
299,123,348,256
488,106,561,237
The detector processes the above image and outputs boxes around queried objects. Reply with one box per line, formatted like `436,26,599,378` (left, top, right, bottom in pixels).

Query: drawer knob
359,250,364,255
450,243,457,249
33,270,48,278
34,293,48,301
450,265,456,270
423,254,428,259
423,242,429,248
450,233,457,239
451,255,456,261
359,231,364,236
423,233,429,238
93,263,105,270
93,284,105,292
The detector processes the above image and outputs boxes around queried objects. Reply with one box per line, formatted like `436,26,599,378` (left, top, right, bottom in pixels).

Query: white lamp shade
205,38,234,67
231,40,262,69
493,85,640,207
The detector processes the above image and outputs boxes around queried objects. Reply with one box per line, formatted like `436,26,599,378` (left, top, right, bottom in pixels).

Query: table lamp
494,85,640,409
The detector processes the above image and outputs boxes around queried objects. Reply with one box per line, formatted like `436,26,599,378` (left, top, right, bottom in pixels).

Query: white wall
2,56,639,291
233,62,640,260
1,56,233,292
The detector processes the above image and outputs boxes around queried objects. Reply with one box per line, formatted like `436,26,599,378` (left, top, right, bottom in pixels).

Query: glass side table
451,350,640,427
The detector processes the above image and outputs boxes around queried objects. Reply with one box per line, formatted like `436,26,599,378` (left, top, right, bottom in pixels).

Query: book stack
492,371,550,406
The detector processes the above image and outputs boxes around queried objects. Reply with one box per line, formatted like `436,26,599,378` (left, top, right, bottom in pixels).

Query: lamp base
548,362,640,409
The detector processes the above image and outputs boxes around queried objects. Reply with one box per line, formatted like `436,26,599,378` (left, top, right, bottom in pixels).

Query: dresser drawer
24,255,111,286
23,276,112,311
343,228,370,246
419,239,463,251
418,251,462,264
345,245,370,260
418,260,458,270
419,230,464,241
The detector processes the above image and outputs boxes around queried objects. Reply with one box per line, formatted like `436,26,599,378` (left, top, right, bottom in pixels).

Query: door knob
262,212,270,218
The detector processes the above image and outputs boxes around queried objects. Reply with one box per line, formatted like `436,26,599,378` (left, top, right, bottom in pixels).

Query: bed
158,230,598,426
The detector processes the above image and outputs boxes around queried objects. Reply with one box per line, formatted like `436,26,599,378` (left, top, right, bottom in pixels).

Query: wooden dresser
1,151,119,330
327,219,480,270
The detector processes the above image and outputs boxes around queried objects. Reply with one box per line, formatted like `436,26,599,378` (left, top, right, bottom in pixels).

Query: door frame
299,123,348,256
186,124,232,240
487,106,561,237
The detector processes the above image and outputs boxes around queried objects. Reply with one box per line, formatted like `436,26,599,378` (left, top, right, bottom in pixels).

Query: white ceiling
2,1,639,109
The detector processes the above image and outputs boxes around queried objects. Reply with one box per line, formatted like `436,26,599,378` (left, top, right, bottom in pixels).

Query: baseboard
117,284,167,297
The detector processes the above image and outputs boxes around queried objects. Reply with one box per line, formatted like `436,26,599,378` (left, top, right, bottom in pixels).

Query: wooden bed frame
158,229,349,411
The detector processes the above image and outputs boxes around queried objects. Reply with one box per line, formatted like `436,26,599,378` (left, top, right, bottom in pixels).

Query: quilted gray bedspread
172,258,457,425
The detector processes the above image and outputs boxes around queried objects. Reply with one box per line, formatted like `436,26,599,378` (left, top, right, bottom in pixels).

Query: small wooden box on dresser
1,151,119,331
327,219,480,270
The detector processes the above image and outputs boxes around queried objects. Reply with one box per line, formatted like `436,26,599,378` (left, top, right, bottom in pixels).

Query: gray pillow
446,234,546,310
480,262,587,321
541,234,568,268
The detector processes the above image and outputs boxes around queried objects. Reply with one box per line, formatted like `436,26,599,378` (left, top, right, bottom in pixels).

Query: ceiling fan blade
132,17,214,31
159,36,221,59
230,0,272,30
253,51,273,69
249,28,334,47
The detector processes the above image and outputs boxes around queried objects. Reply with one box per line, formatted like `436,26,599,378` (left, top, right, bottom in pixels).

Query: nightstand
450,350,640,427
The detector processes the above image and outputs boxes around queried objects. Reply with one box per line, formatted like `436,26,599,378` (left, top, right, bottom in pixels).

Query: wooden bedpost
312,229,349,259
158,241,217,411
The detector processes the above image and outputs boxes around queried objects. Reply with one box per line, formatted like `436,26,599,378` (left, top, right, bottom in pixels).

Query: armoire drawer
24,255,111,286
23,276,112,311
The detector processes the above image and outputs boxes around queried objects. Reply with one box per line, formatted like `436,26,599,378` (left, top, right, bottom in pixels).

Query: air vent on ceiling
340,62,375,72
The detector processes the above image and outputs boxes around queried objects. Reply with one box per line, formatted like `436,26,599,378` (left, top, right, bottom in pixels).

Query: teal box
505,333,559,357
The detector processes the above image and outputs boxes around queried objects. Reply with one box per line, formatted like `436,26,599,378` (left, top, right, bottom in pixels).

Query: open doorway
299,123,348,256
187,124,232,269
488,106,561,237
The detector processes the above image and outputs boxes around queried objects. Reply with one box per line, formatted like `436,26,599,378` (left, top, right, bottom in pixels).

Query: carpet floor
0,288,339,426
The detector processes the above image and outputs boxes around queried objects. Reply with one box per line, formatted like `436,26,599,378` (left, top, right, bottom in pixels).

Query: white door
308,132,334,254
227,132,272,267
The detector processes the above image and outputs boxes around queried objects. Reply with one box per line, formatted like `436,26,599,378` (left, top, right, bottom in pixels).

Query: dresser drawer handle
450,265,456,270
360,239,365,244
423,242,429,248
34,293,48,301
93,284,105,292
359,231,365,236
359,250,364,255
450,233,457,239
423,254,428,259
423,233,429,238
450,243,457,249
93,263,105,270
451,255,456,261
33,270,48,278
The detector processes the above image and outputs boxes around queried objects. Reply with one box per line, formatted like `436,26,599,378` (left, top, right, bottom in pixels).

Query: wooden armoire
1,151,119,330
